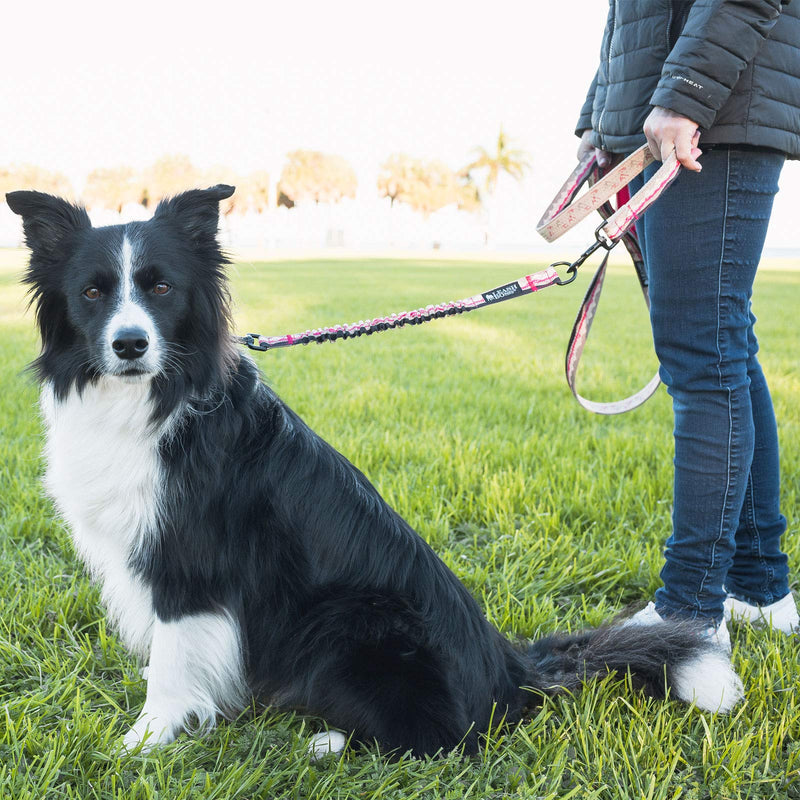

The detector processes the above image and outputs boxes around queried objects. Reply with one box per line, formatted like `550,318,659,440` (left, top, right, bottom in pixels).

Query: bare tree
83,166,143,212
0,164,74,199
278,150,357,205
378,154,467,216
377,154,417,207
141,155,204,207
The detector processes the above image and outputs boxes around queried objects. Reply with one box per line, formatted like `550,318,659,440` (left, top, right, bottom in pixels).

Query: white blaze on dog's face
95,234,163,378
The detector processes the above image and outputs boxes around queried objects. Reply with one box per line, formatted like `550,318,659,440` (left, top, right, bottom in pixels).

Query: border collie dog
8,186,742,757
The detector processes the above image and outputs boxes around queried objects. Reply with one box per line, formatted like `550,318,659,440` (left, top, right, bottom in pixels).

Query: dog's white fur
123,610,247,750
671,651,744,713
102,235,161,375
41,378,160,659
308,731,347,759
43,376,249,750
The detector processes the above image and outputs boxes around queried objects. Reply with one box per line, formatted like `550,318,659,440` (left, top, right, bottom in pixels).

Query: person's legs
632,147,786,624
726,330,790,605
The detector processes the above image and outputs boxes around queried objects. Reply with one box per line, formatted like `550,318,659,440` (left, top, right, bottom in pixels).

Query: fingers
577,130,612,168
644,125,661,163
577,129,594,161
673,126,702,172
595,148,611,169
643,106,702,172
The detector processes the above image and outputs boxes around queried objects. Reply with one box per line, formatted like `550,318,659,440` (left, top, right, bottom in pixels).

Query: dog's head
8,185,236,410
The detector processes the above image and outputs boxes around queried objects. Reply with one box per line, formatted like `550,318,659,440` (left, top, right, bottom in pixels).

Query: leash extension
237,222,615,353
237,263,574,352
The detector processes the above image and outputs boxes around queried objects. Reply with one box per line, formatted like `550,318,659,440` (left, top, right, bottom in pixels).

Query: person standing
577,0,800,661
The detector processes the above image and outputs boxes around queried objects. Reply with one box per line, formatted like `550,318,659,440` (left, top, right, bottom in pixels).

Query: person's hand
577,129,613,169
643,106,703,172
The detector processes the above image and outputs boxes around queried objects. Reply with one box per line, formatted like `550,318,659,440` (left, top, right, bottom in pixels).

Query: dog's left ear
154,184,235,245
5,190,91,259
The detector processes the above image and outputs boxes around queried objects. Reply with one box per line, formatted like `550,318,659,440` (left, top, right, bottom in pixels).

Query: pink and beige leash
537,144,681,413
238,143,681,414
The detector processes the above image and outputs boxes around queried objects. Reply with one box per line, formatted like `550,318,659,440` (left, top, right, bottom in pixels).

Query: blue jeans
627,146,790,624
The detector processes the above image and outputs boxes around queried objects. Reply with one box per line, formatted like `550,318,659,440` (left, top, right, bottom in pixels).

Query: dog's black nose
112,328,149,360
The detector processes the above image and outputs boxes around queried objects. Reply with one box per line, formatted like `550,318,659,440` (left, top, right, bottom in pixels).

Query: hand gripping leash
238,144,681,413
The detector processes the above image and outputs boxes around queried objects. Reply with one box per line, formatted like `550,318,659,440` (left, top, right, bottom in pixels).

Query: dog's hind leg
307,730,348,759
122,609,248,752
281,591,474,757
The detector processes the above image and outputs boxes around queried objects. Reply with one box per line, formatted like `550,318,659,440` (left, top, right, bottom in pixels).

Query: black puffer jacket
577,0,800,158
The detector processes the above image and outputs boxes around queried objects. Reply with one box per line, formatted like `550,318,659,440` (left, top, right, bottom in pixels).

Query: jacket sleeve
575,68,599,137
650,0,784,128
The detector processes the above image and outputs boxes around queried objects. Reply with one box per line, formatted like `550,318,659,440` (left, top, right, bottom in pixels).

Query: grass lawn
1,249,799,799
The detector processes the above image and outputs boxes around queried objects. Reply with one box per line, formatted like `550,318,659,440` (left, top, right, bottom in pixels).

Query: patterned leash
238,144,681,414
538,145,681,413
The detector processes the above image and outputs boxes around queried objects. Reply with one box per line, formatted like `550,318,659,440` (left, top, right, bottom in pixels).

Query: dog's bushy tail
526,621,743,713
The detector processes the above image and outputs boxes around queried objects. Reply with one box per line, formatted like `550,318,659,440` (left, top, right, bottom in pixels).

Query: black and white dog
8,186,742,757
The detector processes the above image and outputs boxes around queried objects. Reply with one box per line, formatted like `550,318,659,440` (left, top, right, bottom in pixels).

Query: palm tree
464,126,531,196
463,127,531,244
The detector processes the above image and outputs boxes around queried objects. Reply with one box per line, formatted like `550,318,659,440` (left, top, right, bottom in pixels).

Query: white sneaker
626,601,732,654
723,591,799,635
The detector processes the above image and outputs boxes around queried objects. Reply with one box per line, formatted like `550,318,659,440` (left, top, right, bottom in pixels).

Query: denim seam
695,147,733,615
742,473,774,605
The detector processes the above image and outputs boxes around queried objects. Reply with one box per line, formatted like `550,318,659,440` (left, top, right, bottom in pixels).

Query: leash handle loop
537,144,680,247
538,144,682,414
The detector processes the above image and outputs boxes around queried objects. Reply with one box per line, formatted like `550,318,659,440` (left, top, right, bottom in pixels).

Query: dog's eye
153,282,171,296
83,286,101,300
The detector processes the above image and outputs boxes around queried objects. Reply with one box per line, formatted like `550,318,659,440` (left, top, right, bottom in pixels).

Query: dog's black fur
8,185,721,756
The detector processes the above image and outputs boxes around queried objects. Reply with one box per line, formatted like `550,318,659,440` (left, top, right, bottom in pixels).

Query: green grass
1,250,799,799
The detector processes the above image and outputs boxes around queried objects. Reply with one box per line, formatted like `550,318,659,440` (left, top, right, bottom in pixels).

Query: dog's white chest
41,379,163,656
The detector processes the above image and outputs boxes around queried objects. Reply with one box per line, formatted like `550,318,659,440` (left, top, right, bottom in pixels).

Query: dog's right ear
5,191,91,259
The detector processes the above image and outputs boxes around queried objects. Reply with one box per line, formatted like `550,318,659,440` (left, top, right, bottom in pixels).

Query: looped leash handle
564,249,661,415
538,144,682,414
537,144,681,247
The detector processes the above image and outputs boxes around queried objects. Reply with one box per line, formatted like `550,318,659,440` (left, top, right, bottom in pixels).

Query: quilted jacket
577,0,800,158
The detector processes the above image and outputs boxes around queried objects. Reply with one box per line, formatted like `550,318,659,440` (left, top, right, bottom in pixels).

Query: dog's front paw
122,713,176,753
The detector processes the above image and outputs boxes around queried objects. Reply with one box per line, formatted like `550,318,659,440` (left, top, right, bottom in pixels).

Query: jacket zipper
597,0,618,148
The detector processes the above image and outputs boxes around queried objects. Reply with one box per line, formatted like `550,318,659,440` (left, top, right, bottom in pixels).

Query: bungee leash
237,144,681,414
238,264,569,353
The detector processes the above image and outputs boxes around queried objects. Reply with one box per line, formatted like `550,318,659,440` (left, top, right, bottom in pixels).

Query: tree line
0,129,530,216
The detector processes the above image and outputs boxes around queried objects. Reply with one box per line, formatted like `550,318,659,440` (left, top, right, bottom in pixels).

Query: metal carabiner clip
552,222,617,286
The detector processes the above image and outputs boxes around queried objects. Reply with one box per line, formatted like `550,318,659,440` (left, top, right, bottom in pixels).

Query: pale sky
3,1,799,249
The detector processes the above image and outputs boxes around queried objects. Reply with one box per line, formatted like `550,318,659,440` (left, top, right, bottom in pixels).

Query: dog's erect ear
153,184,235,245
6,191,91,258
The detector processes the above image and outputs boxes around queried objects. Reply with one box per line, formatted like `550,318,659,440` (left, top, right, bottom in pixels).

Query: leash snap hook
553,238,603,286
594,220,617,251
241,333,269,351
554,223,621,286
